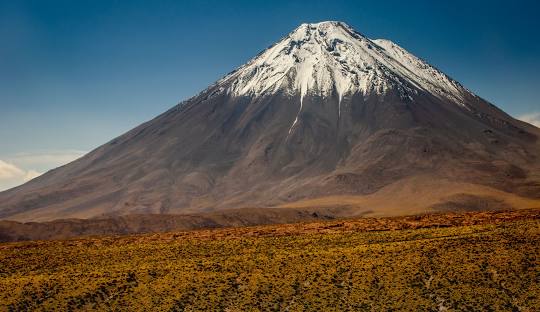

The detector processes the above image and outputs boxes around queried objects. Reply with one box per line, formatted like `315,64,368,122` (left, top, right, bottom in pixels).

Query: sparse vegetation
0,210,538,311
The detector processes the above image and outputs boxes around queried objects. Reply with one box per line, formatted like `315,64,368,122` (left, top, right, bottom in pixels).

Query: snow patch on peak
217,21,469,106
372,38,466,103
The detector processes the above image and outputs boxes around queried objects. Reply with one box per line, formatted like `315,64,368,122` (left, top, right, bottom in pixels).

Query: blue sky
1,0,539,190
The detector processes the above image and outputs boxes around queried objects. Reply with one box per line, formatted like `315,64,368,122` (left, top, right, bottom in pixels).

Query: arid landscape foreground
1,209,538,311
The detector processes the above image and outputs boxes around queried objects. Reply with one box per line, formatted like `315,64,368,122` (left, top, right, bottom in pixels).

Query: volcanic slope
1,21,539,221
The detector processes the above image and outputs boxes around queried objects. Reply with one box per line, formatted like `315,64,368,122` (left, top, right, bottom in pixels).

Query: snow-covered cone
1,21,539,221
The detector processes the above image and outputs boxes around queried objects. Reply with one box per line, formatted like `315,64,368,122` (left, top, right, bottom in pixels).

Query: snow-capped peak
217,21,468,105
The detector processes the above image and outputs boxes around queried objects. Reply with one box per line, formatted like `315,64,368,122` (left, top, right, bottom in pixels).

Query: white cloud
7,150,87,172
0,150,86,192
0,160,26,179
24,170,42,181
0,160,42,191
518,112,540,128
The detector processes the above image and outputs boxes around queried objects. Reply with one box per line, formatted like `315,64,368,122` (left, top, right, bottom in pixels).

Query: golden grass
0,210,538,311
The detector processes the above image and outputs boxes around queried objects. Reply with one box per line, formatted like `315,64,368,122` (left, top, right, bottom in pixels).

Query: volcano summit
1,21,539,222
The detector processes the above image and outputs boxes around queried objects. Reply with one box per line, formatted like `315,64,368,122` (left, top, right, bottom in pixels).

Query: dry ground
0,209,538,311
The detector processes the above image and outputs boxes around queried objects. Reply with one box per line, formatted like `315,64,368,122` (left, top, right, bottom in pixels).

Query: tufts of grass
0,212,538,311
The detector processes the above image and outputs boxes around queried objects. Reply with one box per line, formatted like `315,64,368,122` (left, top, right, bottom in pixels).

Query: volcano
2,21,539,222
